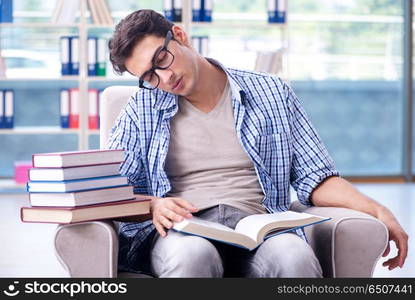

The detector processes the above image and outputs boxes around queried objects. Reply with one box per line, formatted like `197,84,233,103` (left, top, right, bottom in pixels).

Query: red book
32,149,124,168
21,198,151,224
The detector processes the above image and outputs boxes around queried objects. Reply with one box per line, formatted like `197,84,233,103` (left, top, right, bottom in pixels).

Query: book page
174,216,236,232
234,211,325,243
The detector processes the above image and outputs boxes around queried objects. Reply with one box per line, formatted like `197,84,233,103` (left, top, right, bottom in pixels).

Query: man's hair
108,9,174,75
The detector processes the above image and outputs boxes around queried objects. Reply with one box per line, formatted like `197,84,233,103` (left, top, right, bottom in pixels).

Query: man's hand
376,206,409,270
150,197,199,237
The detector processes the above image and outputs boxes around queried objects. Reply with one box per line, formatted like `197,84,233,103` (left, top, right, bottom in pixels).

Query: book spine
87,36,97,76
60,89,70,128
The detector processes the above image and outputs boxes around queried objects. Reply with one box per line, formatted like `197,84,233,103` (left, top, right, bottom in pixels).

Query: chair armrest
54,221,118,278
290,201,389,277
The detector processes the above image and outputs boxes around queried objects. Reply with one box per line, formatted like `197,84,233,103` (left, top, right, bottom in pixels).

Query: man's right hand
150,197,199,237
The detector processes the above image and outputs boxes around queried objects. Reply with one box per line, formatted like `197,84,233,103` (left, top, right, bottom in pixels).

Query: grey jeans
150,204,323,278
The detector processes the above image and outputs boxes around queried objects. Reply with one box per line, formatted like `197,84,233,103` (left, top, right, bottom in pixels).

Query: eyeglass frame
138,30,175,90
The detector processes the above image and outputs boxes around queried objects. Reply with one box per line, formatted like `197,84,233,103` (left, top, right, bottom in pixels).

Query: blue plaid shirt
108,59,339,274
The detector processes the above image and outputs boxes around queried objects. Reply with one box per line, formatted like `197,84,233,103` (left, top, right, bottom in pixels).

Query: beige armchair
54,86,389,278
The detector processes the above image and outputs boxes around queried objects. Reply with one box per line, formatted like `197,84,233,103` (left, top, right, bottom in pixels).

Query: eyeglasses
138,30,175,90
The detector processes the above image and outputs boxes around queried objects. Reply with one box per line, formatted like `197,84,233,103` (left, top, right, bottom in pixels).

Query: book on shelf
29,162,120,181
32,149,124,168
172,211,331,250
14,161,32,184
21,197,150,224
87,0,113,25
29,185,136,207
27,174,128,193
51,0,79,24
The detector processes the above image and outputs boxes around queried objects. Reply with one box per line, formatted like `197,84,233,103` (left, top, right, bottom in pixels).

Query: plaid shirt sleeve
285,83,340,206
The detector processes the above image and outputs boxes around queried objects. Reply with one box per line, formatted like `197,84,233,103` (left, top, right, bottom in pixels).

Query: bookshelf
0,0,288,183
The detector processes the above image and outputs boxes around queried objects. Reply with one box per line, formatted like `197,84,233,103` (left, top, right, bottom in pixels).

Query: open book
172,211,330,250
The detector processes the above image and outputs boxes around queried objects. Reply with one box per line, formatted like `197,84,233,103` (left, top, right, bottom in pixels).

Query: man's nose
155,68,173,85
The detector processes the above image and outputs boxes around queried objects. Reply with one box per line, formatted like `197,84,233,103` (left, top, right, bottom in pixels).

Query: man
107,9,408,277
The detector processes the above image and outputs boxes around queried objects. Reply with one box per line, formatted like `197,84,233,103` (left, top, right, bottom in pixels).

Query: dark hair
108,9,174,75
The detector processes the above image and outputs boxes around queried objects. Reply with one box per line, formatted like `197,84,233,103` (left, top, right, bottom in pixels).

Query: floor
0,183,413,278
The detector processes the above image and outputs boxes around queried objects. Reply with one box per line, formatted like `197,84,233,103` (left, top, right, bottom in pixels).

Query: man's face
125,27,199,96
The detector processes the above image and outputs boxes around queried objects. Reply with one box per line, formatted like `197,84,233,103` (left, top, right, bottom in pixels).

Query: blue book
1,0,13,23
0,90,4,128
192,0,202,22
27,175,129,193
60,36,71,75
87,37,97,76
60,89,70,128
3,89,13,128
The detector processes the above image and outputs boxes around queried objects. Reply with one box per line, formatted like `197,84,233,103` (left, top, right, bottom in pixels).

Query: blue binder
1,0,13,23
60,89,70,128
192,0,202,22
173,0,182,22
164,0,174,21
0,90,4,128
268,0,286,24
70,36,80,75
60,36,71,75
202,0,212,22
87,37,97,76
3,89,14,128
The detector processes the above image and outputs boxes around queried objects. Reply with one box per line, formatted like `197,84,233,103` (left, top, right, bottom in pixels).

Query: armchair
54,86,389,278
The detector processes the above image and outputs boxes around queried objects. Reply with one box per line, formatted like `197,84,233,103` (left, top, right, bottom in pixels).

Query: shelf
87,76,136,82
0,22,79,28
191,21,286,29
0,76,79,82
0,179,26,194
87,129,100,135
0,127,80,135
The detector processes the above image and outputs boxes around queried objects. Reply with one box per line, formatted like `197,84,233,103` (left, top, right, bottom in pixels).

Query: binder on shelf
163,0,174,22
268,0,287,24
192,36,209,56
202,0,212,22
192,0,202,22
96,38,106,76
88,37,97,76
60,36,71,75
88,89,99,130
0,90,4,128
69,88,79,129
60,89,70,129
4,89,14,128
70,36,80,75
0,0,13,23
173,0,182,22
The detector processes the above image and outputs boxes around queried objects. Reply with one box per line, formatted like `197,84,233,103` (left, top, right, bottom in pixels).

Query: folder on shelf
163,0,174,21
97,89,102,129
69,88,79,129
268,0,287,24
0,0,13,23
96,38,107,76
88,37,97,76
4,89,14,128
60,89,70,129
70,36,80,75
60,36,71,75
0,90,4,128
88,89,99,130
202,0,212,22
173,0,182,22
192,0,202,22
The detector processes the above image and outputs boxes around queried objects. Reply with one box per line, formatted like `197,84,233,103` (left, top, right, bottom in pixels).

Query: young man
108,9,408,277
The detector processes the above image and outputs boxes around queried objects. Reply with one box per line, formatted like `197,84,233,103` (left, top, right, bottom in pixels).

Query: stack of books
21,149,150,224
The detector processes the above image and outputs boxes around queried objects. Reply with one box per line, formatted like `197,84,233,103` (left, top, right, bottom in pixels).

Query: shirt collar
151,57,245,111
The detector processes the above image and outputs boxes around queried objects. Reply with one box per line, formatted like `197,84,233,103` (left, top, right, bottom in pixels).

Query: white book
27,175,128,193
29,185,135,207
173,211,331,250
29,162,121,181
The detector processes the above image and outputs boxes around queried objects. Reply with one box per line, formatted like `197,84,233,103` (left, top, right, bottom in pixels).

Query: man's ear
171,25,190,47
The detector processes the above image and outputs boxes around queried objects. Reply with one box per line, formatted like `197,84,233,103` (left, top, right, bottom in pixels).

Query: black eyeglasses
138,31,175,90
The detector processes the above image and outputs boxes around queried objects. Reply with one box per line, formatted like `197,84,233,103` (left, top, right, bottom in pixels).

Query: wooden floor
0,183,413,278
